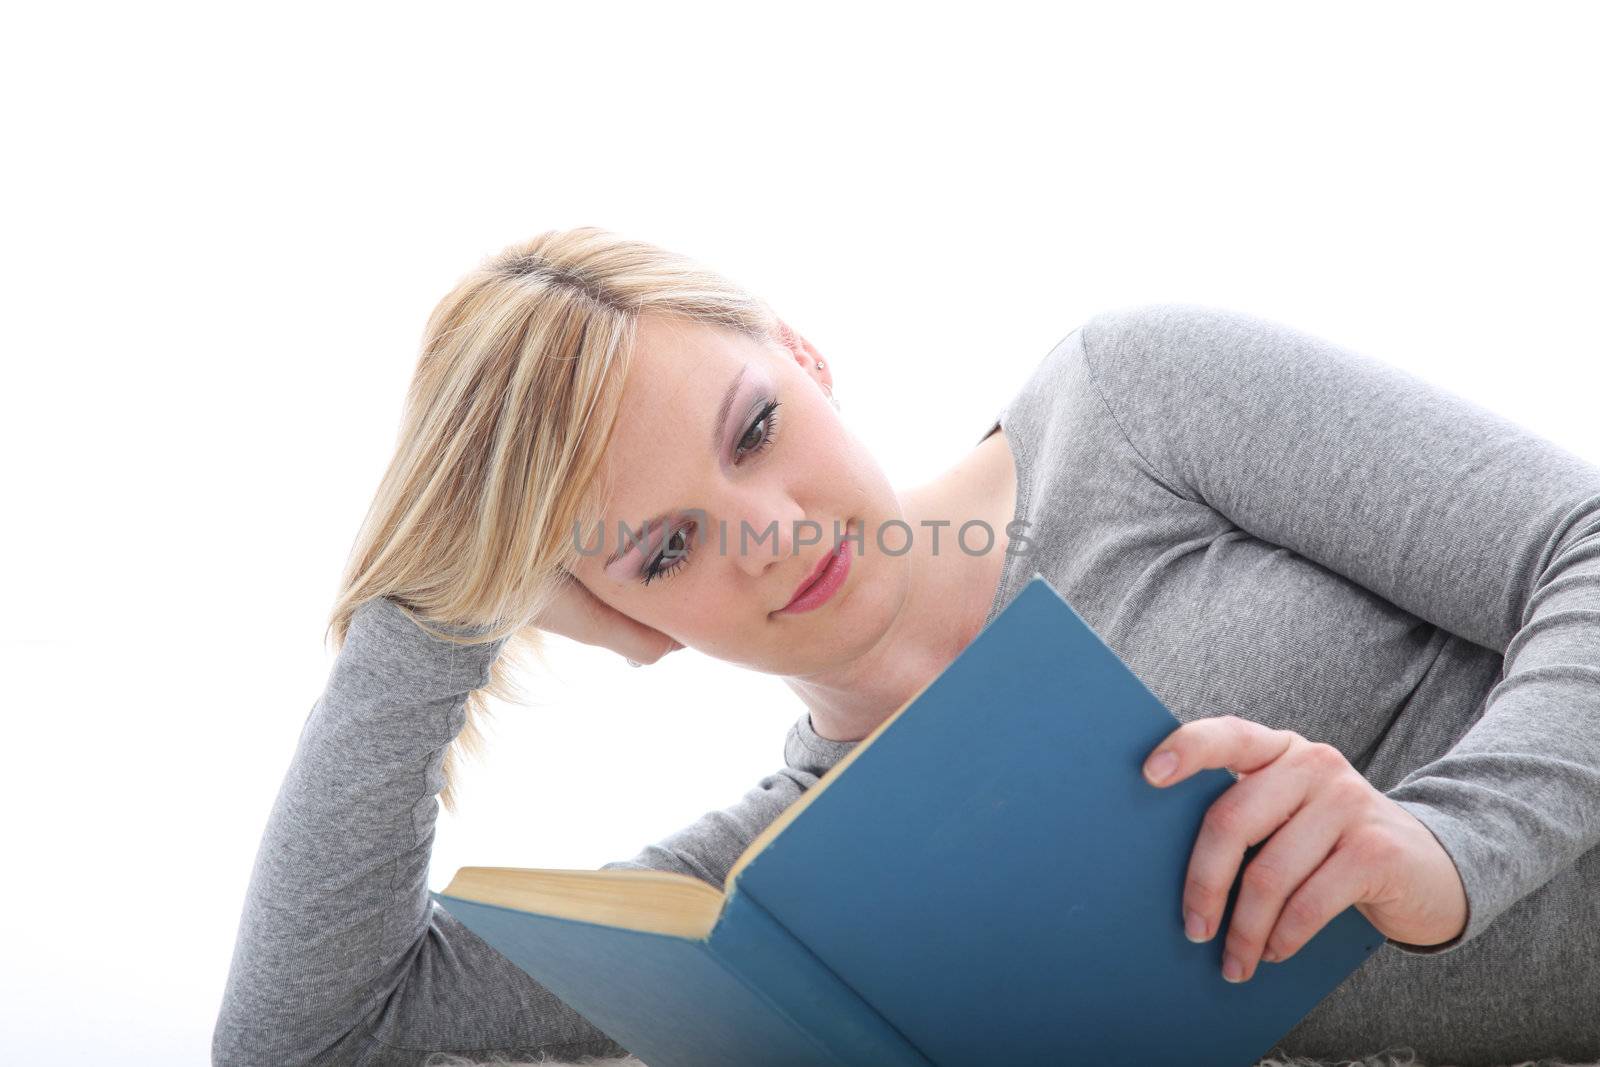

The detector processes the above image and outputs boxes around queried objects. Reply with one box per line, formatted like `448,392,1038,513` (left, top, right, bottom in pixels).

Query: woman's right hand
532,568,683,666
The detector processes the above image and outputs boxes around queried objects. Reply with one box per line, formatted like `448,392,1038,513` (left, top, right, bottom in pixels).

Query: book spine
712,889,934,1067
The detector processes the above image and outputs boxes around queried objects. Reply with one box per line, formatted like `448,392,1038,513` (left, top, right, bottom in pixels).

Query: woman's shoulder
1079,301,1287,348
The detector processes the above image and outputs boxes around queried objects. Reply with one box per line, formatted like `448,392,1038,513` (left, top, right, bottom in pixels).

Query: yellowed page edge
440,865,725,940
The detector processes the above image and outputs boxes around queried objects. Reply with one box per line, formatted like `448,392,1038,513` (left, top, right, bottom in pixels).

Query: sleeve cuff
1383,797,1485,956
783,711,861,777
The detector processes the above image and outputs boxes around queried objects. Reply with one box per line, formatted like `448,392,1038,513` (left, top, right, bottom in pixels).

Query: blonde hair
326,226,781,813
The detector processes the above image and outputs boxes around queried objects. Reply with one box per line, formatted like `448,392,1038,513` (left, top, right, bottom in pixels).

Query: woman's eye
736,400,782,460
642,524,696,586
640,401,780,587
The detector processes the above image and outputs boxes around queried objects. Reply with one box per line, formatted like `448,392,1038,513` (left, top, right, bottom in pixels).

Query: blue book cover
433,573,1383,1066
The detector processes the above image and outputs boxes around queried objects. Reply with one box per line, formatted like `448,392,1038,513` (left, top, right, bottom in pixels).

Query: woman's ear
775,318,833,396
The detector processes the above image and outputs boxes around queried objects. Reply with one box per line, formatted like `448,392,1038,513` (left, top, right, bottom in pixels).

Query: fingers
1143,714,1294,787
539,570,683,664
625,639,685,667
1214,797,1348,983
591,600,680,665
1178,748,1325,954
1257,843,1369,969
1145,716,1368,983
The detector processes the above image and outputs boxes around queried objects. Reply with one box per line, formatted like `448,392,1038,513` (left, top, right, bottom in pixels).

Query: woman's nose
725,496,805,577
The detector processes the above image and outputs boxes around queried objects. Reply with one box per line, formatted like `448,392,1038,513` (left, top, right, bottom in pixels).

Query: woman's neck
784,427,1018,742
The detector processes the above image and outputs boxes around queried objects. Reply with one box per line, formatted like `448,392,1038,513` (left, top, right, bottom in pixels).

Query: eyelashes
736,399,783,461
641,399,783,587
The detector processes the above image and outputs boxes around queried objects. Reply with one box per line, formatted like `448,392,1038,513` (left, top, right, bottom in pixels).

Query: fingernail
1223,952,1245,983
1184,909,1208,943
1145,749,1178,784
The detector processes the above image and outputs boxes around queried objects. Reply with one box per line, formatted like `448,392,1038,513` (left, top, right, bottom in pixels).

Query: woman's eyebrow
603,362,751,570
711,363,750,451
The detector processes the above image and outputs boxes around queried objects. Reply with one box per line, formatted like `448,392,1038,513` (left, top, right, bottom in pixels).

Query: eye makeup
640,397,783,587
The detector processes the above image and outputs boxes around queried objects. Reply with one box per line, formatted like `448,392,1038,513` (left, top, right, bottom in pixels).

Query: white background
3,2,1596,1062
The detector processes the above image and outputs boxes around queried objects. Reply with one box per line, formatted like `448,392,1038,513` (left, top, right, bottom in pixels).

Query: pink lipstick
774,524,854,615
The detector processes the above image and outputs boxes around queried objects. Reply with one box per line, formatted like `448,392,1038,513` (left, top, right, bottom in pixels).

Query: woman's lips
775,524,853,615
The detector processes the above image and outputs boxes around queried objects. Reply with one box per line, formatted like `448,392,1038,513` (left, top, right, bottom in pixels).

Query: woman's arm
212,596,632,1066
1078,302,1600,954
598,766,820,885
213,594,822,1065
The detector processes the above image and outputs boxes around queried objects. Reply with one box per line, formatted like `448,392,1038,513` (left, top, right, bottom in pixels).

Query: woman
212,227,1600,1067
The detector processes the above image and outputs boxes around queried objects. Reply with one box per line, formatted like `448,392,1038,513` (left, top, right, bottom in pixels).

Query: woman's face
566,311,910,674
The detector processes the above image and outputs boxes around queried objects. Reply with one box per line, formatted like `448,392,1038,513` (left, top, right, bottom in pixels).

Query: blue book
432,573,1384,1066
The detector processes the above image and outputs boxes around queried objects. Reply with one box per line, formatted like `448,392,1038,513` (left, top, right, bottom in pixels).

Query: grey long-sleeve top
213,303,1600,1066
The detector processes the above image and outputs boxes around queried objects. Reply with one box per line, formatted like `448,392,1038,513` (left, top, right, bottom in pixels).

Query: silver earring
625,658,642,667
817,359,838,409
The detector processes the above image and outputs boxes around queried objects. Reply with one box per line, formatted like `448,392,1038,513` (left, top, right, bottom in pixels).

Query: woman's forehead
630,313,770,373
619,318,783,433
582,321,784,553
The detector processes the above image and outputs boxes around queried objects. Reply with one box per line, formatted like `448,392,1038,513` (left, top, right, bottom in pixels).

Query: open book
431,574,1384,1066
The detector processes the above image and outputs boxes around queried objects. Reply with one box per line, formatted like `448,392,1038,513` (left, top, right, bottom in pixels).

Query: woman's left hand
1142,715,1469,983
